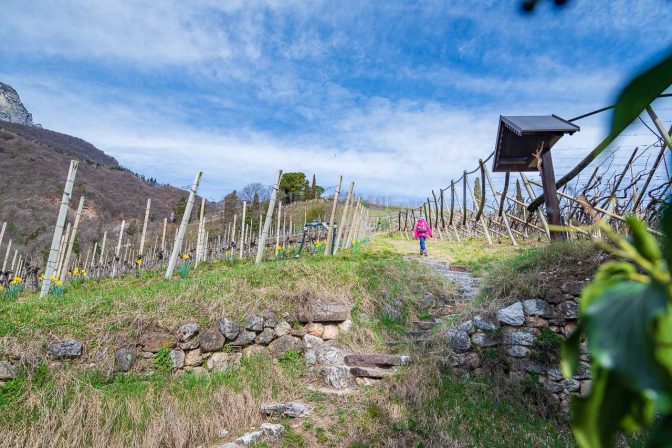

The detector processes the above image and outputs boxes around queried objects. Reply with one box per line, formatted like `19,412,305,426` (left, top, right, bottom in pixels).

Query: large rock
305,322,324,337
446,329,471,352
322,325,339,340
471,332,497,348
228,330,256,347
315,344,345,366
268,335,303,357
456,320,475,335
321,365,356,389
350,366,394,378
274,321,291,337
48,339,83,358
261,402,312,418
303,334,324,350
344,354,409,368
177,323,200,342
219,319,240,340
139,332,174,353
502,328,536,346
0,361,18,380
170,350,185,369
496,302,525,326
261,422,285,438
506,345,530,358
522,299,552,318
255,328,275,345
115,348,135,372
560,301,579,319
207,352,242,372
179,338,200,350
561,281,584,296
0,82,34,125
242,345,272,359
184,349,203,366
236,430,265,446
473,315,498,331
263,315,279,328
245,315,264,332
199,330,225,352
298,303,351,323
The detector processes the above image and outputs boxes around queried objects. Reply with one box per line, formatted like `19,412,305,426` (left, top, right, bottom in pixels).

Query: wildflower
276,245,283,251
81,269,87,276
136,259,143,266
315,241,321,247
73,267,79,276
39,274,45,281
56,280,64,287
49,275,56,282
181,253,190,260
10,276,22,285
67,271,72,277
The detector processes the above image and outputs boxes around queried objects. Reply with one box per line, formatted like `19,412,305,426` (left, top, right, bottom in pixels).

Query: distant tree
314,185,325,199
309,174,317,200
280,172,309,203
240,182,270,203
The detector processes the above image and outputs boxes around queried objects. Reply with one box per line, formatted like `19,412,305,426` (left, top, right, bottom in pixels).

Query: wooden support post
10,250,18,271
325,175,343,255
334,181,354,253
139,198,151,256
166,171,203,278
60,196,85,280
56,223,71,279
99,231,107,264
112,220,125,277
257,170,282,264
345,197,361,249
195,198,206,267
466,178,493,246
239,201,247,259
520,173,551,240
0,222,6,257
539,151,563,240
41,160,78,297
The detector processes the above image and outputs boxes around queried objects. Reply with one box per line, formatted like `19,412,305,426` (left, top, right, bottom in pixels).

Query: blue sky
1,0,672,204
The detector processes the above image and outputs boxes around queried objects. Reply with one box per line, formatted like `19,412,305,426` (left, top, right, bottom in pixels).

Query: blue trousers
419,236,426,252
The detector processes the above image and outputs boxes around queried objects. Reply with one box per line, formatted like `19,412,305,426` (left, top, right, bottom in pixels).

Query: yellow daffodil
39,274,45,281
81,269,87,276
182,253,190,260
315,241,321,247
73,267,79,276
136,259,143,266
276,245,283,251
49,275,56,282
56,280,64,287
10,276,22,285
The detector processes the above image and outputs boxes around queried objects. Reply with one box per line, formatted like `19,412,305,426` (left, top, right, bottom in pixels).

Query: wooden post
539,151,563,240
346,198,362,248
10,250,18,271
466,178,493,246
334,181,354,253
60,196,85,280
239,201,247,259
112,220,125,277
257,170,282,264
56,222,71,279
139,198,151,256
0,222,6,258
40,160,78,297
166,171,203,278
2,239,11,272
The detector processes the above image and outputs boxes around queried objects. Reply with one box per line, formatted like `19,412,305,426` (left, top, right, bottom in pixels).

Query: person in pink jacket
414,216,433,256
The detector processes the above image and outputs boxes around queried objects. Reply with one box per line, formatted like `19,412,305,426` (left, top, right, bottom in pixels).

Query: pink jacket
414,218,432,239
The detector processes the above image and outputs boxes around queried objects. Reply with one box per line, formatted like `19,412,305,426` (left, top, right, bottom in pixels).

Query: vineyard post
99,231,107,264
139,198,151,257
2,240,11,272
334,181,354,253
195,198,205,267
256,170,282,264
325,175,343,255
632,143,667,212
10,250,18,271
466,177,493,245
520,173,551,240
239,201,247,259
165,171,203,278
60,196,85,280
112,220,125,278
345,197,361,248
482,161,517,246
40,160,78,297
646,106,672,151
0,222,6,256
538,151,563,240
161,218,167,252
275,201,282,256
56,223,71,279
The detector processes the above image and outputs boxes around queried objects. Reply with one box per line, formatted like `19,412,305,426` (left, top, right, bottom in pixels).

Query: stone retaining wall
447,280,591,410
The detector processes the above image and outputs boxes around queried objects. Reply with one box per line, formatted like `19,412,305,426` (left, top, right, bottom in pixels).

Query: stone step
350,366,395,378
344,354,410,368
406,330,432,338
387,339,434,348
411,320,438,330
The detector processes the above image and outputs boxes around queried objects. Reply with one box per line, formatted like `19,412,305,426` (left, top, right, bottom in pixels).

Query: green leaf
611,52,672,137
572,366,639,448
626,216,662,264
583,281,672,408
655,307,672,379
662,201,672,276
648,412,672,448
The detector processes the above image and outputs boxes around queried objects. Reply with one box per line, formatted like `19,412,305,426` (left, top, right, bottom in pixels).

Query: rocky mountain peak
0,82,36,126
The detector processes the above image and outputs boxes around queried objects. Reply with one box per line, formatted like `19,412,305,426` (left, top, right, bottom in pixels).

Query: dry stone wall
447,280,591,410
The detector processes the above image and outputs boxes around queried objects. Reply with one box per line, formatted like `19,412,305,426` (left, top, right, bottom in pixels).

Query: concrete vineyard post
166,171,203,278
2,239,11,272
40,160,79,298
10,250,18,271
275,201,282,256
239,201,247,259
0,222,6,258
257,170,282,264
56,223,71,279
334,181,354,253
161,217,167,252
195,198,205,267
139,198,151,257
112,220,125,277
60,196,85,281
325,176,342,255
99,231,107,264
